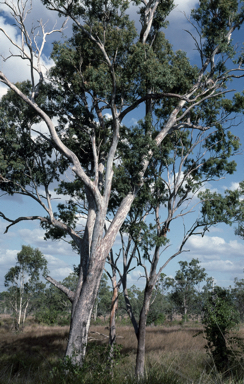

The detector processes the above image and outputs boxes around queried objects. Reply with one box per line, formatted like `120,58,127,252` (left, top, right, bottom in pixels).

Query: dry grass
88,324,206,352
0,317,243,383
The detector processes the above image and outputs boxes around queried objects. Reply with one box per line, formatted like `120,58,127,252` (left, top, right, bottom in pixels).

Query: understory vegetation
0,317,243,384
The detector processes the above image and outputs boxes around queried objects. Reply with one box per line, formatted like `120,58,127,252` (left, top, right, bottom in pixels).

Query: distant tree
4,245,48,330
0,291,9,314
35,284,70,325
97,273,111,321
146,288,166,326
35,271,78,325
166,259,207,321
231,275,244,322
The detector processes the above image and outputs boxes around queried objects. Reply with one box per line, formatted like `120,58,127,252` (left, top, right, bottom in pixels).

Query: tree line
1,247,244,331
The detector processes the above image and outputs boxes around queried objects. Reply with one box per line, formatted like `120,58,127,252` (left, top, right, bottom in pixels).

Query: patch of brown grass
0,323,69,360
0,322,243,383
89,324,206,354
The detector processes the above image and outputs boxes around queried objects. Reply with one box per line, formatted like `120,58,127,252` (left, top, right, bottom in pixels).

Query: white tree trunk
22,300,29,325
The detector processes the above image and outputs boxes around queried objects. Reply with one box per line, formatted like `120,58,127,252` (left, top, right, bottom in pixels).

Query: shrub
201,286,243,374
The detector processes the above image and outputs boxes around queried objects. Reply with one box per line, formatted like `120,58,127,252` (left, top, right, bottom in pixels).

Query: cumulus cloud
184,234,244,284
188,235,243,257
0,249,17,266
221,181,241,192
17,227,77,257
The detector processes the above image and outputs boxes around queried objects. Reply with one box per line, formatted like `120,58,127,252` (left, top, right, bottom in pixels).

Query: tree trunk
65,261,104,365
183,296,187,322
17,292,22,330
93,300,98,322
109,272,118,363
135,286,153,379
22,300,29,325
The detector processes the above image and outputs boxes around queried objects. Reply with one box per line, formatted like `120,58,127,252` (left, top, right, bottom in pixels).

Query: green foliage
191,0,244,59
232,275,244,322
4,245,48,287
4,245,48,327
97,273,112,319
0,0,242,250
199,181,244,228
34,276,76,325
50,343,123,384
146,285,166,326
126,285,144,321
165,259,207,320
202,286,241,373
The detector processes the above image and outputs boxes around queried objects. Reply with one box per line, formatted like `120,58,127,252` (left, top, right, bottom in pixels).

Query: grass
0,316,243,383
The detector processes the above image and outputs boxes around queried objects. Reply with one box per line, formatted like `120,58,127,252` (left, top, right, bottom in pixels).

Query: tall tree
4,245,48,329
0,0,244,368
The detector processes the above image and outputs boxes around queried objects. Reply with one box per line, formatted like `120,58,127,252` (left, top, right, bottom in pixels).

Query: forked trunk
135,287,153,379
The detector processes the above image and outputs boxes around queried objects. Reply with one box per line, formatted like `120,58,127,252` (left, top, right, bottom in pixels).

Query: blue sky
0,0,243,292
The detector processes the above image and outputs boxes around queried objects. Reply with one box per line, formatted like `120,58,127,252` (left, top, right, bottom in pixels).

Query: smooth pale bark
135,285,153,379
65,260,104,364
17,294,22,329
22,300,29,325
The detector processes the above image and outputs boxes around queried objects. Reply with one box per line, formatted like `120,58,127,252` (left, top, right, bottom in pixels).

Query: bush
35,308,70,325
201,286,243,374
49,343,123,384
154,313,166,326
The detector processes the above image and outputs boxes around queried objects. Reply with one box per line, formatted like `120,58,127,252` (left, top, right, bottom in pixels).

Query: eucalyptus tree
0,0,244,370
165,259,207,321
4,245,48,330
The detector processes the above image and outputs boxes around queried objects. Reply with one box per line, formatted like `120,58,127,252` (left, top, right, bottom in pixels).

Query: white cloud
130,118,138,125
0,249,17,265
0,84,8,98
188,235,243,257
18,228,45,243
225,182,241,191
184,234,244,282
201,259,242,274
51,267,73,278
171,0,198,15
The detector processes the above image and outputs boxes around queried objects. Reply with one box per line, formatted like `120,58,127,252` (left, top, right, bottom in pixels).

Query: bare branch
46,275,75,302
0,212,49,233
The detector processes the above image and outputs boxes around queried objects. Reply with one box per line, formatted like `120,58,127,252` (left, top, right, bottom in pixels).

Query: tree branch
46,275,75,302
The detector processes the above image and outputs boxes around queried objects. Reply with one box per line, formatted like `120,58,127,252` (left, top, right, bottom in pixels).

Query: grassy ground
0,316,243,383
